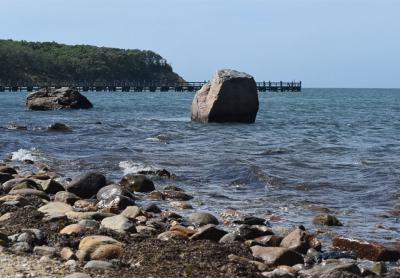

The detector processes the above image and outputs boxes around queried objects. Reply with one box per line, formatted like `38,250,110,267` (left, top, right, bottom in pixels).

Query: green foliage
0,39,182,83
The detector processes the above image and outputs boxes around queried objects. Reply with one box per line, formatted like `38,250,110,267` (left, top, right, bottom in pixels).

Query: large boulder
191,69,259,123
26,87,93,110
66,172,106,199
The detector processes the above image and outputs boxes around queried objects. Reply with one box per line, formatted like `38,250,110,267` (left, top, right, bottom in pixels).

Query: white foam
11,148,39,162
119,160,154,175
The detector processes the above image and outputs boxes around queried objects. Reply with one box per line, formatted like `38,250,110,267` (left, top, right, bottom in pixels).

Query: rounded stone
120,174,155,193
189,212,219,226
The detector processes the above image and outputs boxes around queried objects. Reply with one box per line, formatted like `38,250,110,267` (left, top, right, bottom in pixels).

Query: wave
10,148,41,162
119,160,155,175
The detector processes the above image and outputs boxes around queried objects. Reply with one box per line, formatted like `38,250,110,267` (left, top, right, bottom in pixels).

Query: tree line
0,39,183,84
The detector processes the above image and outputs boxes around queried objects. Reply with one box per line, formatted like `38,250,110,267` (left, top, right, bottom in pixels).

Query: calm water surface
0,89,399,243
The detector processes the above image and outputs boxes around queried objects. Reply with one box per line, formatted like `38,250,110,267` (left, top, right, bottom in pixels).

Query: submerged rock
26,87,93,110
313,214,343,226
332,236,400,261
47,122,72,132
191,69,259,123
120,174,155,193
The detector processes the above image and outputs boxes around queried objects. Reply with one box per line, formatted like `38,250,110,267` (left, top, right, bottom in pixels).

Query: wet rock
255,235,283,247
191,69,259,123
157,231,188,241
96,184,135,210
234,216,266,226
121,206,142,219
100,215,135,233
189,212,219,226
35,179,65,194
236,225,274,240
26,87,93,110
162,190,193,201
143,203,162,213
280,227,318,254
146,191,165,200
163,185,184,191
332,236,400,261
83,260,114,270
66,172,106,199
160,211,182,220
60,247,75,261
170,201,193,209
120,174,155,193
38,202,73,220
250,246,304,266
0,173,13,184
138,169,173,178
54,191,80,205
0,166,18,175
313,214,343,226
47,122,72,132
306,248,322,264
321,251,357,260
60,224,85,235
77,235,124,261
73,199,97,212
33,246,56,257
298,262,361,277
219,233,243,243
190,224,227,241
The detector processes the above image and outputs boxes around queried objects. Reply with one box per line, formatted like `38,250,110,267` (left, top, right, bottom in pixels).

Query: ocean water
0,89,399,244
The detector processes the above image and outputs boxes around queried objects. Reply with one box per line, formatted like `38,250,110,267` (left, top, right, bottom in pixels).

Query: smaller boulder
100,215,135,233
120,174,155,193
189,212,219,226
313,214,343,226
47,122,72,132
251,246,304,266
66,172,106,198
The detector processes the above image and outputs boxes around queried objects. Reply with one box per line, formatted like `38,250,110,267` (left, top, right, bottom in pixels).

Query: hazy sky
1,0,399,88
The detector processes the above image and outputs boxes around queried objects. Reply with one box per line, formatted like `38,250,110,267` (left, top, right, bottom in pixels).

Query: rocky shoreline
0,160,399,278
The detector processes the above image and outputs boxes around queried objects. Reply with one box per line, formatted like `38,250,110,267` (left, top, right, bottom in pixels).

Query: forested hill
0,39,183,83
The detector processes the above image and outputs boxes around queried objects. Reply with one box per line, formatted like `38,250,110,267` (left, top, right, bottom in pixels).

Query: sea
0,89,399,244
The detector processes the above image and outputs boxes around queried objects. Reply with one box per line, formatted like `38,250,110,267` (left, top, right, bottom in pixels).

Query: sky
1,0,399,88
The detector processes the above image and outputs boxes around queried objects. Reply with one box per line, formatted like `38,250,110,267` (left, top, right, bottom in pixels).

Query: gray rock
0,173,13,185
66,172,106,198
280,227,312,254
38,202,73,220
313,214,343,226
191,69,259,123
162,190,193,201
189,212,219,226
120,174,155,193
54,191,80,205
9,188,50,200
64,273,91,278
219,233,243,244
121,206,142,219
48,122,72,132
190,224,227,241
143,203,161,213
100,215,136,233
33,245,56,257
2,178,40,193
96,184,135,210
26,87,93,110
235,224,274,240
250,246,304,266
35,179,65,194
83,260,114,270
298,262,361,277
0,166,18,175
12,242,32,253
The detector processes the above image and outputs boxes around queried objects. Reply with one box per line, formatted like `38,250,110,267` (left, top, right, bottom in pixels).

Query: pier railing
0,81,301,92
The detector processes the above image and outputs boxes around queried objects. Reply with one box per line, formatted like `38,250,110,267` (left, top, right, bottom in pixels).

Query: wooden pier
0,81,301,92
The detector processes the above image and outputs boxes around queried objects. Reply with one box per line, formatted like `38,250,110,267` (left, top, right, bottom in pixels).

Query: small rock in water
332,236,400,261
162,190,193,201
313,214,343,226
120,174,155,193
189,212,219,226
143,203,162,213
170,201,193,209
47,122,72,132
